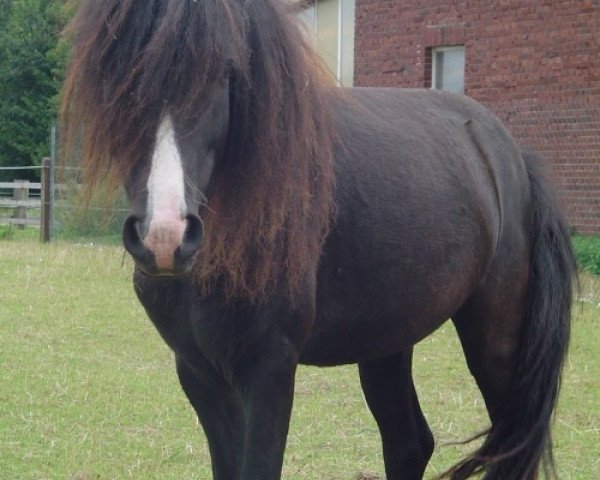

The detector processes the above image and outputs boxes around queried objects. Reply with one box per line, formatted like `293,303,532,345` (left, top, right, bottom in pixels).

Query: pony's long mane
61,0,339,301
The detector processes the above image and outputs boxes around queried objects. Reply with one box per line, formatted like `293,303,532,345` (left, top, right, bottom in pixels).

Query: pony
61,1,575,479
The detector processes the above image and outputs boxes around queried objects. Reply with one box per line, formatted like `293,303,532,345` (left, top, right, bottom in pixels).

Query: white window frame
431,45,465,94
301,0,355,86
334,0,343,81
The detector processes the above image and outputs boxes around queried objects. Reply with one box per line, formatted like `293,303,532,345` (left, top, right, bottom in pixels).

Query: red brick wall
354,0,600,234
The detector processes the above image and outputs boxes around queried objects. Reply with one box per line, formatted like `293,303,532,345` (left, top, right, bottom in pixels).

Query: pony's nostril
176,214,204,262
122,215,153,264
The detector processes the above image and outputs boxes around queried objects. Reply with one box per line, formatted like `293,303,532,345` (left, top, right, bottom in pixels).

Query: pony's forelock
61,0,247,190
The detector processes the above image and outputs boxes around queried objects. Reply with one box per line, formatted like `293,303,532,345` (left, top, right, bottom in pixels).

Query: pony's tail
443,151,576,480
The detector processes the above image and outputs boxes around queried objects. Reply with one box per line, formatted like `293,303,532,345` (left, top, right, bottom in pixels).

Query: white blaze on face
144,114,187,270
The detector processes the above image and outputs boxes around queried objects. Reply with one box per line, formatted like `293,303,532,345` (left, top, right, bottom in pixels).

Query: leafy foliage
0,0,71,181
572,235,600,276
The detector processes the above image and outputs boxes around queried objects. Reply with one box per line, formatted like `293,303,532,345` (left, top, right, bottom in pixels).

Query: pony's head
121,90,230,276
61,0,338,299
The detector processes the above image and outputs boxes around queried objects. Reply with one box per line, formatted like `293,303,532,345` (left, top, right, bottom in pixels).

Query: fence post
13,180,29,230
40,158,51,242
49,124,56,239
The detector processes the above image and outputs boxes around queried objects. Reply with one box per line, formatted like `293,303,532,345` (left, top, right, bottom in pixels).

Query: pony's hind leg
448,254,536,479
451,280,527,424
358,349,434,480
449,282,533,480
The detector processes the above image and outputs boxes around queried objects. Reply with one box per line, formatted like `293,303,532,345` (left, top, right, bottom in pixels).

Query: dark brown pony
61,1,575,479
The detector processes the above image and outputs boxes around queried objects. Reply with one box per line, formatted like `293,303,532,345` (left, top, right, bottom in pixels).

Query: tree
0,0,69,181
0,0,13,30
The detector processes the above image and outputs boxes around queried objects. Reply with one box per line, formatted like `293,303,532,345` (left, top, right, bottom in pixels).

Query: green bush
572,235,600,276
0,224,39,241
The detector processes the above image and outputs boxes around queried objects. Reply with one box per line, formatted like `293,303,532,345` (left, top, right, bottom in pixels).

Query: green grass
0,240,598,479
573,235,600,276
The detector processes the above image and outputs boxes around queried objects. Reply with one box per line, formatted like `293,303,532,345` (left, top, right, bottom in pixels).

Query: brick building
302,1,600,234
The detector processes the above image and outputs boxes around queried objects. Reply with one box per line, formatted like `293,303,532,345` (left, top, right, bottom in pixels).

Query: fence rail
0,198,42,209
0,182,42,189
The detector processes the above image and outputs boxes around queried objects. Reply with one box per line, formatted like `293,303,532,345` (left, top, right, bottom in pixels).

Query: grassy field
1,234,598,479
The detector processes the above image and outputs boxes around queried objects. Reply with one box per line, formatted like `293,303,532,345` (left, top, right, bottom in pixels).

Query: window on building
300,0,355,86
431,46,465,94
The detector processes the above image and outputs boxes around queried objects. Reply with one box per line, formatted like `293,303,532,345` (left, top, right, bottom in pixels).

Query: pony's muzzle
122,214,203,276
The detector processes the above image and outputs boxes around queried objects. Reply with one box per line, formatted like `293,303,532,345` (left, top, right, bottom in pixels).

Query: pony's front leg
236,341,299,480
176,356,245,480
